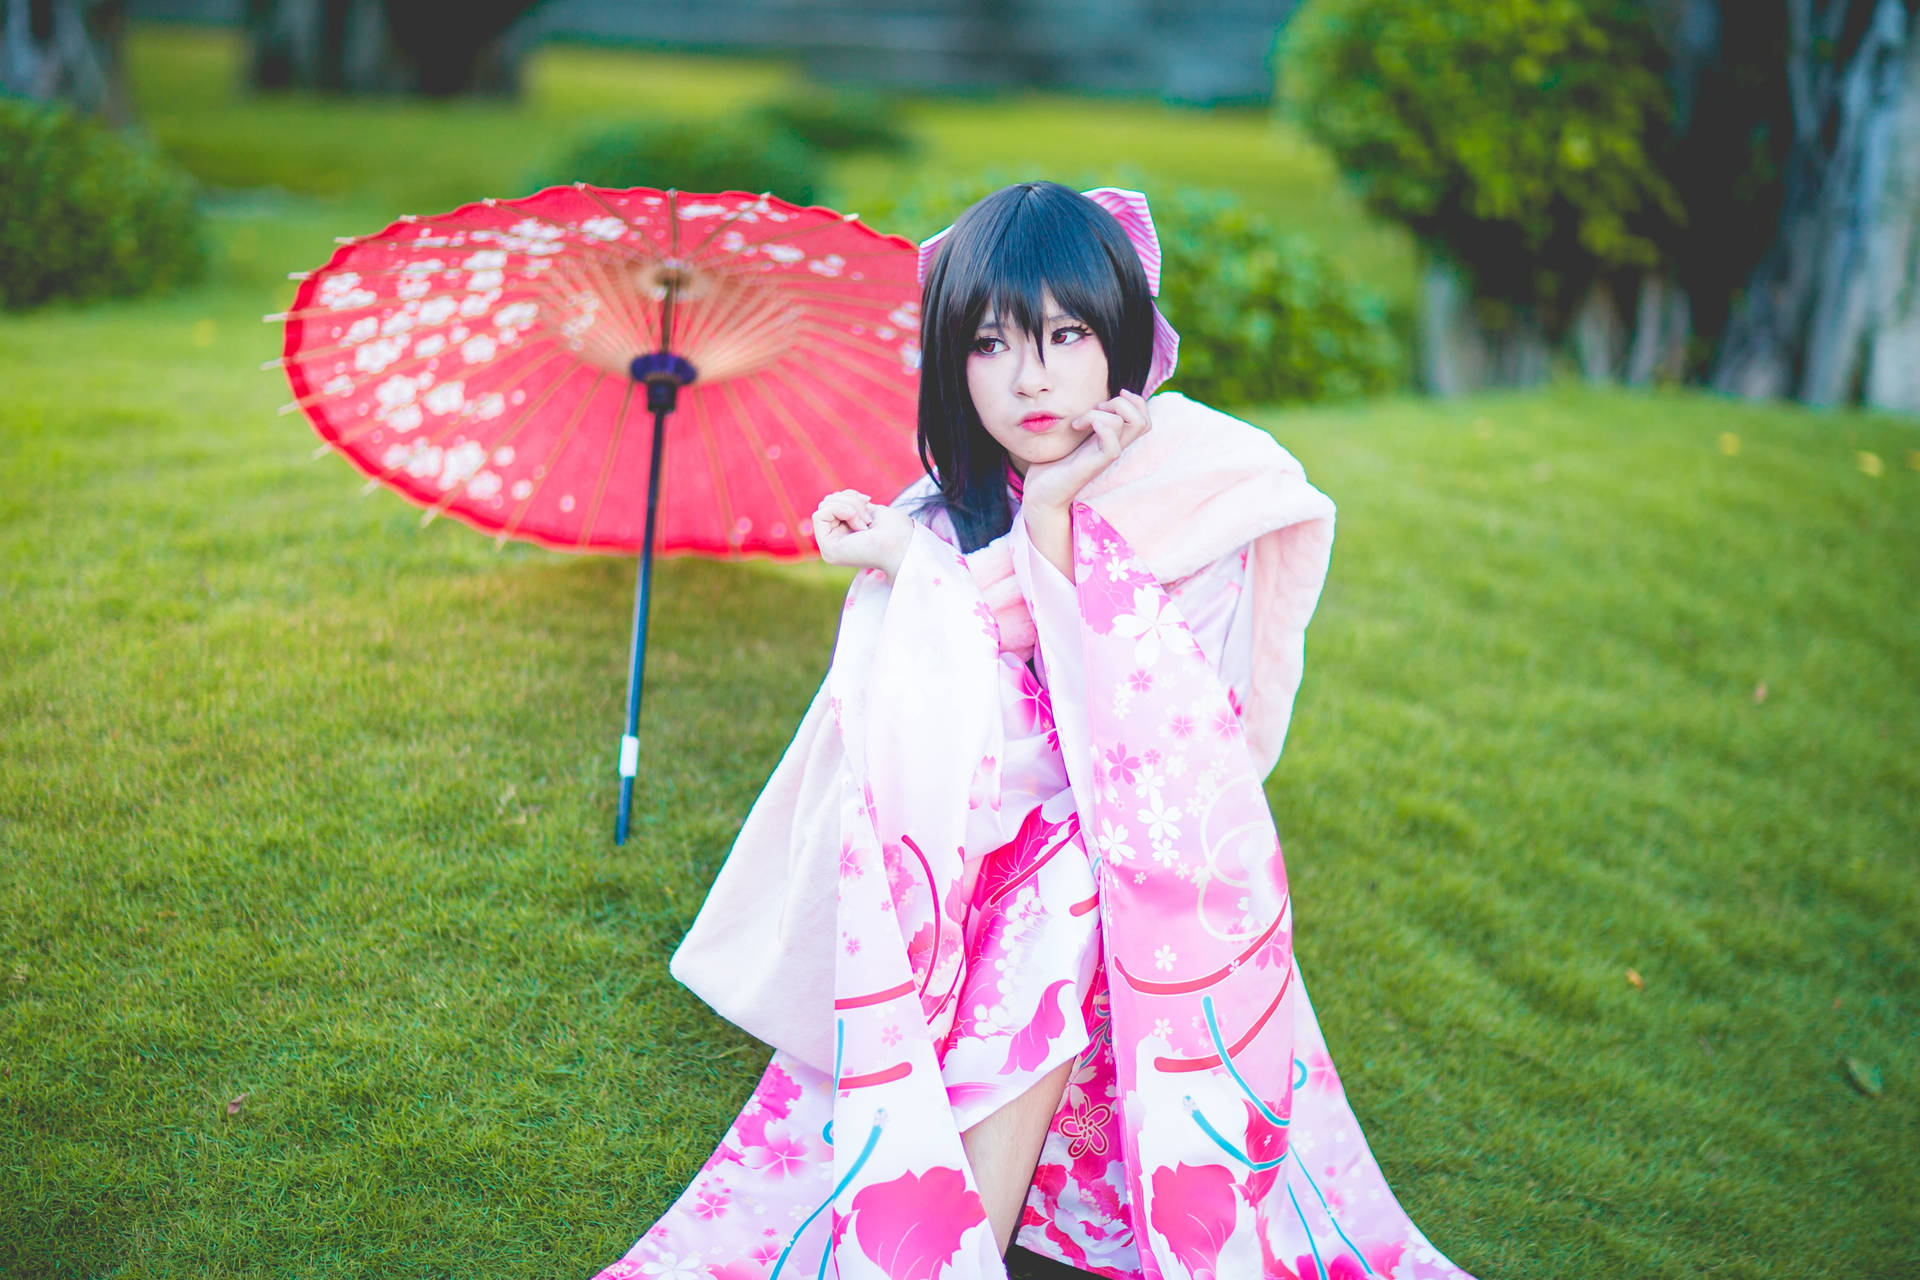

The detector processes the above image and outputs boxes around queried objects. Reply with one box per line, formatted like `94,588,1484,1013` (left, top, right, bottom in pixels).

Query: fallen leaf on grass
225,1092,248,1118
1717,432,1740,457
1856,451,1884,477
1625,968,1645,989
1842,1057,1882,1097
1752,681,1768,704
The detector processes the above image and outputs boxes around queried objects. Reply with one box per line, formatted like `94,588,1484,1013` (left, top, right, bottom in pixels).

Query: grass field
2,23,1918,1280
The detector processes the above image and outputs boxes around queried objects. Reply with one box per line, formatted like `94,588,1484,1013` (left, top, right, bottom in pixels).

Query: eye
969,335,1005,355
1051,324,1092,345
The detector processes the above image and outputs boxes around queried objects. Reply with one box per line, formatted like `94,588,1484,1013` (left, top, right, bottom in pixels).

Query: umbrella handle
614,400,671,845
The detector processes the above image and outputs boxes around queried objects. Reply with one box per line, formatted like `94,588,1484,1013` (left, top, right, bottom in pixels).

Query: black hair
916,181,1156,552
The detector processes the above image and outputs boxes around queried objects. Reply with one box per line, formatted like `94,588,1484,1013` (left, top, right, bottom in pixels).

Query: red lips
1018,413,1060,433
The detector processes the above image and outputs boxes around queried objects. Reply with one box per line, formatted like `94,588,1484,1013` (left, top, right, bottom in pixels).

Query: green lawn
2,24,1917,1280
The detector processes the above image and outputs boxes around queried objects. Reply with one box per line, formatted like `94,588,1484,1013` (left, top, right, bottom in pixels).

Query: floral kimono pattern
593,490,1476,1280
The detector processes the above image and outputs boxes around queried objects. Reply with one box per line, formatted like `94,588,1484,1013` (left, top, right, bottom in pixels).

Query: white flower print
1137,790,1182,848
1096,819,1136,864
495,300,539,329
639,1253,703,1280
418,297,459,326
1152,1018,1172,1038
1154,944,1177,972
352,336,407,373
423,380,465,416
1110,587,1186,667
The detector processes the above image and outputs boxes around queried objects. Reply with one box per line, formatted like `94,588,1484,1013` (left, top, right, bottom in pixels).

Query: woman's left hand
812,489,914,578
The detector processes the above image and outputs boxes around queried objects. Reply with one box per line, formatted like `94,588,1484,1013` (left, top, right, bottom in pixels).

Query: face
965,287,1111,474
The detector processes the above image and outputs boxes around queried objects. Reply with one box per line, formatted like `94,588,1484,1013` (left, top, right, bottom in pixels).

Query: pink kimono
594,393,1478,1280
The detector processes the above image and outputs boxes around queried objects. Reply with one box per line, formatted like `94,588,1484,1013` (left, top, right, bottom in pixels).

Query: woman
594,183,1475,1280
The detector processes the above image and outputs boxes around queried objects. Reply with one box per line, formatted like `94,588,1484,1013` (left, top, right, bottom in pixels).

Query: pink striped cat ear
916,185,1180,395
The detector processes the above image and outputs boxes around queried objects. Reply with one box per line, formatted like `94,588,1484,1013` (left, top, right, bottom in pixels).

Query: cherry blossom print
1095,819,1137,865
1110,588,1191,667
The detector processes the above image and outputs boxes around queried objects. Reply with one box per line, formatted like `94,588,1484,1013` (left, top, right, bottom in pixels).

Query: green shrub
0,96,207,310
1277,0,1682,322
850,170,1402,406
1153,188,1401,405
747,87,912,156
534,118,821,205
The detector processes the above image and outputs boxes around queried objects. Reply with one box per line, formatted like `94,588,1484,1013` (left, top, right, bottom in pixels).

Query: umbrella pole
615,401,670,846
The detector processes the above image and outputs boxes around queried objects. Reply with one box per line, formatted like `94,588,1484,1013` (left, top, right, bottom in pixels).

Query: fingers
812,489,874,532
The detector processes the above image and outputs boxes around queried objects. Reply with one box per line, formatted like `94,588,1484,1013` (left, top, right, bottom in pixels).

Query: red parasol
270,186,925,840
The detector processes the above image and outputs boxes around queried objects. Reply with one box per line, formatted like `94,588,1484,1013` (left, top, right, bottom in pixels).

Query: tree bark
1712,0,1920,407
0,0,131,125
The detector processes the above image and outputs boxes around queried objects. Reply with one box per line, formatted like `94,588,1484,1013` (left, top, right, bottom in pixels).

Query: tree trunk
1712,0,1920,408
1863,4,1920,410
246,0,533,97
0,0,131,125
1424,258,1692,394
1419,256,1554,395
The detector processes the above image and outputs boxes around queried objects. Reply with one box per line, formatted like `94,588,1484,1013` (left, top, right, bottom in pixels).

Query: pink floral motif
849,1167,986,1280
740,1123,810,1180
1103,744,1141,786
1002,978,1075,1073
1148,1162,1238,1280
1058,1102,1112,1159
693,1186,731,1221
1239,1098,1289,1206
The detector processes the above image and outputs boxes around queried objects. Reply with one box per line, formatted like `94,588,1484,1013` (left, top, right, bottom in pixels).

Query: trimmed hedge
853,172,1401,406
747,88,912,157
0,97,207,310
535,118,822,205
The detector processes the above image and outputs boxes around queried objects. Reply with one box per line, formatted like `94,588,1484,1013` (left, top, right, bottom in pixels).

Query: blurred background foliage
0,95,207,308
1278,0,1684,319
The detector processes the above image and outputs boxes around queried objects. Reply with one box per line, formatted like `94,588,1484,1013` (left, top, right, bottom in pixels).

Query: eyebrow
976,312,1076,331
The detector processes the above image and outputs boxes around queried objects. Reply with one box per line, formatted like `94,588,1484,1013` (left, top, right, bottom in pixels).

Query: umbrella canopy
273,185,924,558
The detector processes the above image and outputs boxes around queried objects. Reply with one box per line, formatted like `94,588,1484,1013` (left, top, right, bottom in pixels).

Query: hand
1019,390,1152,515
812,489,913,578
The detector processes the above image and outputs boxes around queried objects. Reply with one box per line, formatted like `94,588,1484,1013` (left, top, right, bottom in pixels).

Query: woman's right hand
1019,390,1151,578
1019,389,1152,517
812,489,913,578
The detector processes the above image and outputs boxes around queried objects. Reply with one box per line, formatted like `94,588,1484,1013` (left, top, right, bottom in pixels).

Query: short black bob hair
916,181,1156,552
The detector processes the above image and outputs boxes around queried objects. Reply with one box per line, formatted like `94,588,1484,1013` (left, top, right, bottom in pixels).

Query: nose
1011,341,1050,397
